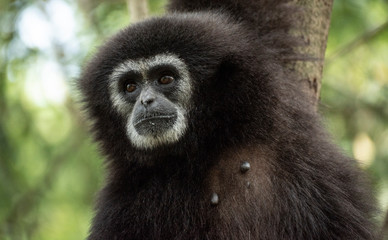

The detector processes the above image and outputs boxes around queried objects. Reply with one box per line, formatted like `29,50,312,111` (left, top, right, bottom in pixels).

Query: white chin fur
126,107,187,149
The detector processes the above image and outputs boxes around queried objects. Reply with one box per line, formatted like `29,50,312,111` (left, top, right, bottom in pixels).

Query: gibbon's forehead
109,53,190,84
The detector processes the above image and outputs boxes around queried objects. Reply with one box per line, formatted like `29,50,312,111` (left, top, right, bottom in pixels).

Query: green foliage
322,0,388,217
0,0,387,239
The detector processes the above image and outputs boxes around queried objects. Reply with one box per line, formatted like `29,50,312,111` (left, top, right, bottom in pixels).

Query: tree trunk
167,0,333,107
127,0,149,23
290,0,334,107
383,210,388,240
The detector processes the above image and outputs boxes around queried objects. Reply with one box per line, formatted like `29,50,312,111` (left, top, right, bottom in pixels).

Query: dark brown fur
79,0,378,239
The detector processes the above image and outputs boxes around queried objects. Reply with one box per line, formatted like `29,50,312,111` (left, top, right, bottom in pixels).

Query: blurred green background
0,0,387,239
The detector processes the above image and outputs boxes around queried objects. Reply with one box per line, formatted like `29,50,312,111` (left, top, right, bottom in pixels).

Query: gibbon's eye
126,83,137,93
158,75,174,85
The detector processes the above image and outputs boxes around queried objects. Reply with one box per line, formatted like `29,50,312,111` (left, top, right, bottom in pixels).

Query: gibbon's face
81,13,253,151
108,53,192,149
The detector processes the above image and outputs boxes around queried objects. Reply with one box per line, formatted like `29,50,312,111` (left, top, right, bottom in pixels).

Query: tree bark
127,0,149,23
383,209,388,240
290,0,333,107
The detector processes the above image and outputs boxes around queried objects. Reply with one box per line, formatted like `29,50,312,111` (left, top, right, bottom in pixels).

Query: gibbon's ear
215,56,240,85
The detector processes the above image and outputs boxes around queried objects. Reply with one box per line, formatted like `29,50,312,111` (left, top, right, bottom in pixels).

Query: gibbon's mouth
134,114,177,136
134,114,177,126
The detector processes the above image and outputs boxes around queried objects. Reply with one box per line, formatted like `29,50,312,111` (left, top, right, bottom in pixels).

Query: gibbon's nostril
140,88,157,106
141,96,155,106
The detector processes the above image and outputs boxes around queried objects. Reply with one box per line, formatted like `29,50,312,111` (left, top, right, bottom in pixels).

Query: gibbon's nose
140,88,156,107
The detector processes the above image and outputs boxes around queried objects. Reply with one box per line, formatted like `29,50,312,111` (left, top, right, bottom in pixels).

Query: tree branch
326,20,388,64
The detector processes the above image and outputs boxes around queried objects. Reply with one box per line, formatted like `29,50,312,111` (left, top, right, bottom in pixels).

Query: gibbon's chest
203,145,276,221
118,145,276,238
